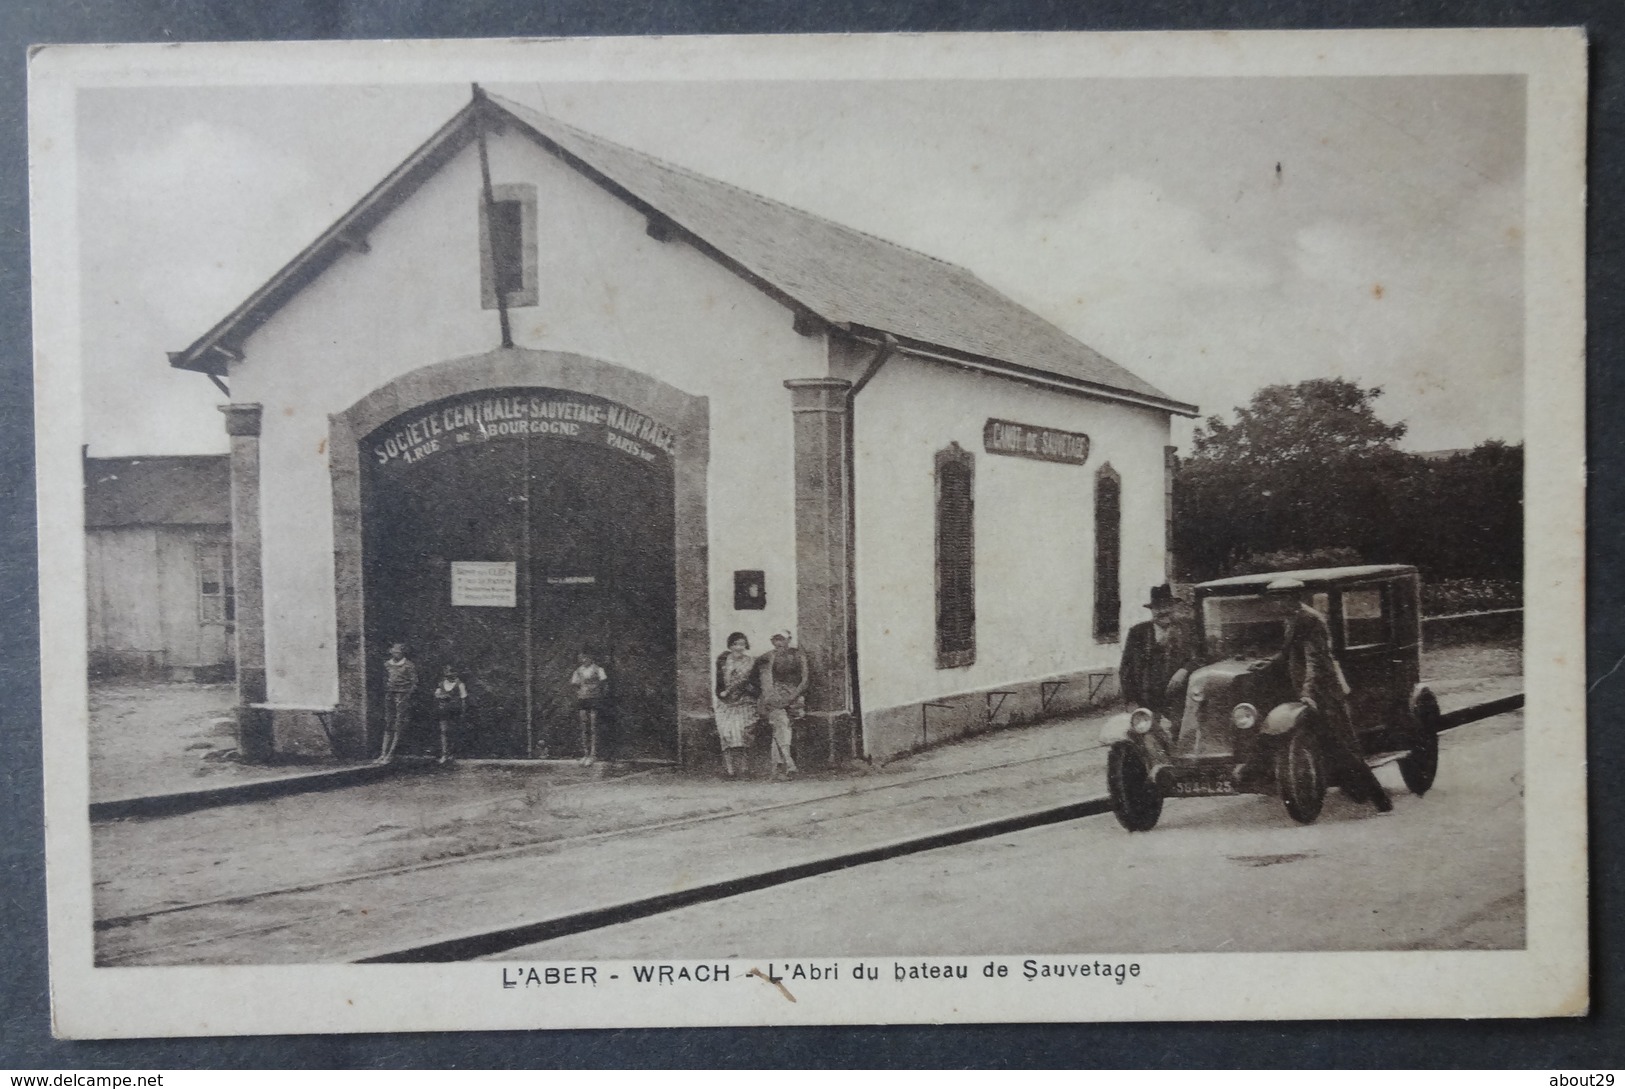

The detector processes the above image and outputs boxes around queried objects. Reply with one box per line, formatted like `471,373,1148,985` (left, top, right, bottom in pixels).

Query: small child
378,642,416,763
432,664,468,765
569,650,609,766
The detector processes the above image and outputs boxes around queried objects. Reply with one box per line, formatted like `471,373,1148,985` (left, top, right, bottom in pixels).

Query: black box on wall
734,570,766,610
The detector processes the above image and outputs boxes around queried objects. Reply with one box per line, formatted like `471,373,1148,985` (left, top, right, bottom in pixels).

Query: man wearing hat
757,629,809,780
1119,584,1193,724
1264,578,1392,813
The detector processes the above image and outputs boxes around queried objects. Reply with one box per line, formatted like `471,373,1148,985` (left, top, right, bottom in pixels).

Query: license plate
1170,773,1237,797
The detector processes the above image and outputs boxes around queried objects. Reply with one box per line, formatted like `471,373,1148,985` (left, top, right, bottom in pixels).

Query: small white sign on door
450,561,517,607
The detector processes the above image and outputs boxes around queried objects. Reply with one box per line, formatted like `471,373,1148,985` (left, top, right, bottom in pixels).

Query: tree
1174,379,1412,579
1173,378,1523,587
1397,441,1523,582
1190,379,1408,465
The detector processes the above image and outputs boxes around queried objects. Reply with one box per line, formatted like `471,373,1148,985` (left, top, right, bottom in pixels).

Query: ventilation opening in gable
480,184,538,310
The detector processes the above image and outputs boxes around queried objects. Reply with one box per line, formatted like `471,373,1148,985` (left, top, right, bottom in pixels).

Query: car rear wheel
1276,729,1326,825
1399,690,1441,796
1107,742,1163,832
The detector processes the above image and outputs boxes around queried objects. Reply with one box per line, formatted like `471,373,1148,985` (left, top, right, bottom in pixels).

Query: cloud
1034,174,1278,297
111,119,311,203
967,171,1520,452
78,117,337,454
961,176,1287,409
85,119,327,335
532,81,1521,450
74,81,1524,457
1279,174,1522,448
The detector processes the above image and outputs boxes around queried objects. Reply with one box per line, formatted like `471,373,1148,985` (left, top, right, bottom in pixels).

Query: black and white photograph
29,30,1587,1036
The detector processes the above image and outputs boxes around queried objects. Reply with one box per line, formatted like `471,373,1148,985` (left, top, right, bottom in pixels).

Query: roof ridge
491,94,962,272
170,90,1192,415
493,95,1186,411
500,102,1155,379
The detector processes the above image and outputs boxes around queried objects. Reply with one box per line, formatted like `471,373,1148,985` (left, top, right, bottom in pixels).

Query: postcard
29,28,1587,1037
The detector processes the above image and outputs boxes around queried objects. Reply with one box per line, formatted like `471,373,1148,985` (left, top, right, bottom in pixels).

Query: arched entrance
363,388,676,758
329,349,710,762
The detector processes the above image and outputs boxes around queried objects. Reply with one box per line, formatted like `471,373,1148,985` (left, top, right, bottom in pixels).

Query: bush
1226,547,1364,577
1421,578,1522,615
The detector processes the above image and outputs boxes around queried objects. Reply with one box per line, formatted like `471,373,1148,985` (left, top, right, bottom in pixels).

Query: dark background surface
1,0,1618,1069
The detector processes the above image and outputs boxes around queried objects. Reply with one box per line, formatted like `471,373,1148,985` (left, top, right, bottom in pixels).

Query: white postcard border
29,28,1588,1038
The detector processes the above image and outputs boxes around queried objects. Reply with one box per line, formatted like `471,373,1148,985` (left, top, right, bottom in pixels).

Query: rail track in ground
93,693,1523,966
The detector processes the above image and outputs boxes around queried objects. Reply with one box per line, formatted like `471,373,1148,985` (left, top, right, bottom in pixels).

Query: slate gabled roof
84,455,231,527
171,89,1195,416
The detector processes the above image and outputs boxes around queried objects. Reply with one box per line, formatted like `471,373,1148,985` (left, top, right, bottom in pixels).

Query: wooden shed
84,454,235,681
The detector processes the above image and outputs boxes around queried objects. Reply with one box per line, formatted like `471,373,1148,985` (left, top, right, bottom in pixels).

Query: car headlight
1130,708,1155,734
1232,703,1258,730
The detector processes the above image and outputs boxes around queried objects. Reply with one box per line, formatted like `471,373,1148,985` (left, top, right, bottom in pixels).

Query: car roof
1196,564,1419,593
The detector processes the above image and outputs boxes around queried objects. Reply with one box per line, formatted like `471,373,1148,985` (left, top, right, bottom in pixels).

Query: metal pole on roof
473,87,515,351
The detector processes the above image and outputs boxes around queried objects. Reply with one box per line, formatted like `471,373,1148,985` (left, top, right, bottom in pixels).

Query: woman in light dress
714,632,759,778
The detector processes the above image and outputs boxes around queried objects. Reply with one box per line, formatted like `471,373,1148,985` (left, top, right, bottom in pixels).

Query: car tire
1399,690,1441,796
1107,742,1163,832
1276,729,1326,825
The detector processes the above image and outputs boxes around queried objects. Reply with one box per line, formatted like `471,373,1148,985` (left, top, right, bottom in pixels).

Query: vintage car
1101,564,1440,830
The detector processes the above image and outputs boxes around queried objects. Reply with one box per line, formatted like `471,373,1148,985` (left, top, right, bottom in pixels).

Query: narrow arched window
935,443,975,668
1094,463,1122,643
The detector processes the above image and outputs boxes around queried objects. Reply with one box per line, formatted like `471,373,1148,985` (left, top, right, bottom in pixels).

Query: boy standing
378,642,417,763
570,650,609,766
433,664,468,765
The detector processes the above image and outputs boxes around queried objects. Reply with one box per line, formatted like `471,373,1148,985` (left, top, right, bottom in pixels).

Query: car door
1335,583,1394,738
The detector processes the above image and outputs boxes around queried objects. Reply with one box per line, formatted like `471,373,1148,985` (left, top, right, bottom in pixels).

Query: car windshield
1202,595,1287,660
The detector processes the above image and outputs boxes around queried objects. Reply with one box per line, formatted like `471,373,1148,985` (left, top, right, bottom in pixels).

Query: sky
76,74,1524,457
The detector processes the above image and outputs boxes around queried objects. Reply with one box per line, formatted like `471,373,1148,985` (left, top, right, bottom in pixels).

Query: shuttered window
479,184,539,309
489,200,526,298
1094,463,1122,642
935,443,976,668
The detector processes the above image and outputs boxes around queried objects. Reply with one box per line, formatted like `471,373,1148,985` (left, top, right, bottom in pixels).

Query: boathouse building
168,88,1197,765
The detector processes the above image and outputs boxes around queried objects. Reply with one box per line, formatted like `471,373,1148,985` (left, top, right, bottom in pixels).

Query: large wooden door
361,388,676,759
525,439,675,760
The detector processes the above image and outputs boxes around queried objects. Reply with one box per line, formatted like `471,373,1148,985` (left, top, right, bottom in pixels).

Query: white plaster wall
230,129,823,704
853,353,1173,715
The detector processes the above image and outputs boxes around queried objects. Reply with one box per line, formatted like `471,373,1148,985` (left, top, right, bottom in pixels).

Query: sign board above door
368,388,675,474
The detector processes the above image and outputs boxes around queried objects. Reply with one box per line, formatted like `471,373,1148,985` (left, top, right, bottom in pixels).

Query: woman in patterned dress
714,632,759,778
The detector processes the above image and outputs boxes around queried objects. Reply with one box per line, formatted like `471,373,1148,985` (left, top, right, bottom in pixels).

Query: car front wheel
1107,742,1163,832
1276,729,1326,825
1399,690,1441,796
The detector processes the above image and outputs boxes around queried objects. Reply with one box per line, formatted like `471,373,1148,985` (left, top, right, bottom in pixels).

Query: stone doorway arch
328,347,709,760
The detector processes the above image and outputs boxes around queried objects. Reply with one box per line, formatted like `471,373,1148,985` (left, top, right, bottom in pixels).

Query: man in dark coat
1266,577,1392,813
1119,584,1193,719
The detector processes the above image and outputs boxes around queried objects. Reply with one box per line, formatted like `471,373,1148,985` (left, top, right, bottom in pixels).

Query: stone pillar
221,403,272,762
784,378,855,764
329,409,367,760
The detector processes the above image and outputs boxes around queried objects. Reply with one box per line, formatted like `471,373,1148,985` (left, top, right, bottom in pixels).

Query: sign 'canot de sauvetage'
982,418,1091,465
